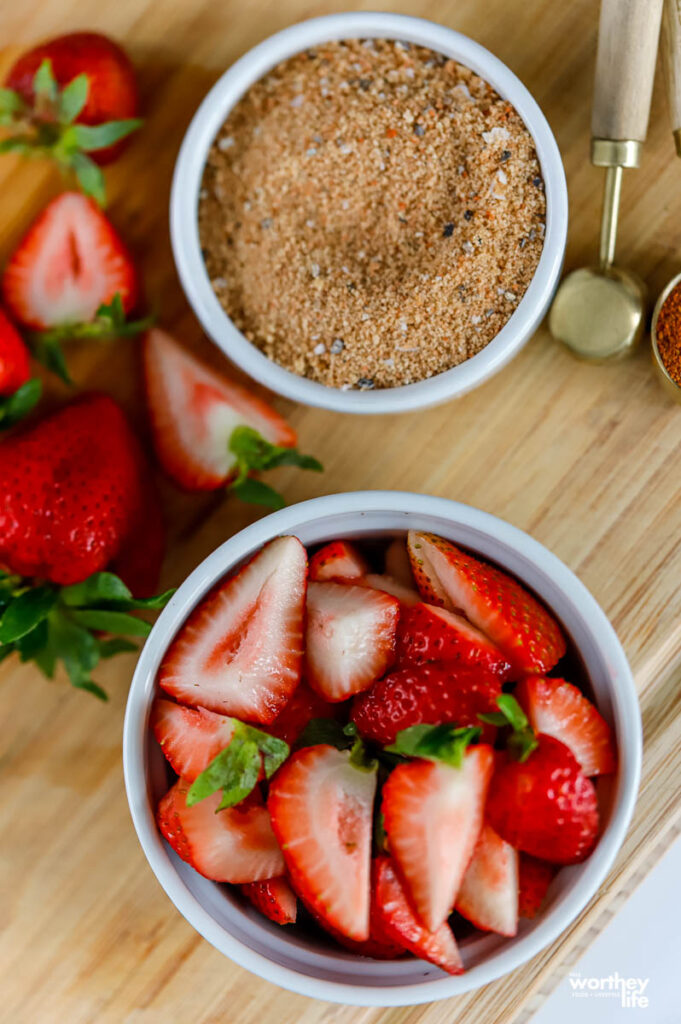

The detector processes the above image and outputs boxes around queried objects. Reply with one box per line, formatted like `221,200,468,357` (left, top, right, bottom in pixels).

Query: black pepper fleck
500,149,511,162
359,78,372,91
443,223,454,237
414,124,425,137
357,377,375,389
532,176,543,188
463,209,474,221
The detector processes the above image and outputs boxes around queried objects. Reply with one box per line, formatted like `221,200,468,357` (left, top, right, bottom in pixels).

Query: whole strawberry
486,734,599,864
0,392,157,585
351,664,502,745
0,308,41,429
2,33,141,203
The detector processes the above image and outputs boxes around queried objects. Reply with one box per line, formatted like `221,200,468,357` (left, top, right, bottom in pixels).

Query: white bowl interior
124,494,640,1005
170,13,568,413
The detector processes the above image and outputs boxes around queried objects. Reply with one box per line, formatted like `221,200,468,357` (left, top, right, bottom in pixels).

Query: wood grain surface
2,1,681,1022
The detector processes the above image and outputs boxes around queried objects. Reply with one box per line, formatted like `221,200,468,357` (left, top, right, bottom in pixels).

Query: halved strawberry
407,531,566,674
156,779,284,883
305,886,405,959
309,540,368,582
396,602,514,680
515,677,616,776
362,573,421,607
305,582,400,701
241,876,297,925
143,328,300,493
351,664,502,746
384,537,416,588
381,745,494,931
150,698,235,782
518,854,556,919
373,856,463,975
266,682,338,746
1,192,138,330
486,735,599,864
267,745,377,941
158,536,307,723
455,823,518,937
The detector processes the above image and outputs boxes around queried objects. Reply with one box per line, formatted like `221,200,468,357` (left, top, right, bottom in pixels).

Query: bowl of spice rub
171,13,568,413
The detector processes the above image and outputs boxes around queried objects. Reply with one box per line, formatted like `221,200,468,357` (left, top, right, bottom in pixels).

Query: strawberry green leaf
33,59,58,106
295,717,354,750
0,378,42,429
29,333,72,385
386,723,482,769
230,477,286,510
229,425,323,475
0,137,34,155
71,118,143,152
186,721,289,809
97,637,138,658
0,87,26,123
0,643,17,665
67,608,152,637
0,586,57,643
30,296,155,360
58,74,89,124
70,151,107,206
47,607,106,700
60,572,133,606
479,694,538,763
72,678,108,701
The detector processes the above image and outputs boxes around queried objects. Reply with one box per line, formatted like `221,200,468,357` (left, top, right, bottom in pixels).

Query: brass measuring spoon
549,0,663,361
651,0,681,401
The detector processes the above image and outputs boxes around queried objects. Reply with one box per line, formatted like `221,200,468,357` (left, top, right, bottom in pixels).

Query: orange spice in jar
655,282,681,385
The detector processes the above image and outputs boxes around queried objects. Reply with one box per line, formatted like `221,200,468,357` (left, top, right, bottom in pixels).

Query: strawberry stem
227,425,323,510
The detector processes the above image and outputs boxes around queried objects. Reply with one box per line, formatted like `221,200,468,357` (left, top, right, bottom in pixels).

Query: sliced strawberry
382,745,494,931
373,857,463,974
362,573,421,607
486,735,599,864
309,540,368,582
396,602,514,680
384,537,417,588
515,677,616,776
518,854,556,919
157,779,284,883
241,876,297,925
455,823,518,937
266,682,338,746
267,745,377,941
305,887,405,959
150,698,235,782
305,582,400,701
407,531,566,674
1,192,138,330
159,536,306,723
351,664,502,746
143,328,297,491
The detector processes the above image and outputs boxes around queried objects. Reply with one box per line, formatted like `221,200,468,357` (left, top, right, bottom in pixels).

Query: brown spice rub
199,39,546,390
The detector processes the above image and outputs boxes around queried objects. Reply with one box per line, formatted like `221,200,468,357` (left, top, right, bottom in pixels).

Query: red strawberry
396,602,513,680
381,745,494,931
0,392,152,584
309,540,367,582
486,735,599,864
109,458,165,598
159,536,306,724
267,745,377,941
0,308,30,396
384,537,416,588
305,885,405,960
150,699,235,782
143,328,316,501
2,192,137,331
241,876,297,925
362,573,420,606
373,857,463,975
305,582,400,701
157,778,284,883
515,677,616,776
518,854,556,919
5,32,139,166
266,683,338,746
351,664,503,746
407,531,566,674
455,823,518,937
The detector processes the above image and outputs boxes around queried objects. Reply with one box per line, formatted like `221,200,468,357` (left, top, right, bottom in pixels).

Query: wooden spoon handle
591,0,663,142
662,0,681,146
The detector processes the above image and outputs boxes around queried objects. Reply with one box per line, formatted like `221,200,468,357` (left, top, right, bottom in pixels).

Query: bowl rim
123,491,641,1006
170,11,568,414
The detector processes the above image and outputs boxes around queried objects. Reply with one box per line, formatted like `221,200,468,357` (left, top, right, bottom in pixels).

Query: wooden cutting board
2,1,681,1021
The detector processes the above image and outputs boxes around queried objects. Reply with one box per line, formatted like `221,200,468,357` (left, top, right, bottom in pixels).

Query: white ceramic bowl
123,491,640,1006
170,13,568,414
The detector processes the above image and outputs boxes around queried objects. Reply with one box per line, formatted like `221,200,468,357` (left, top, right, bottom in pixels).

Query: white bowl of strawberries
123,491,640,1006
